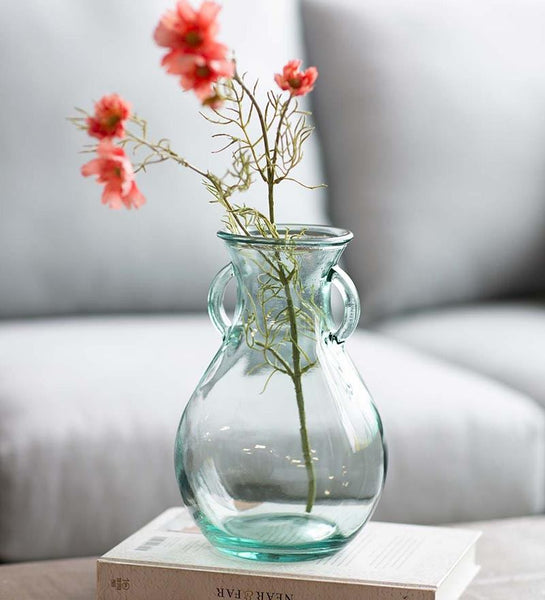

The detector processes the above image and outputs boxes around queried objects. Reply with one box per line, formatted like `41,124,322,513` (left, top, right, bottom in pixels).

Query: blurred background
1,0,544,563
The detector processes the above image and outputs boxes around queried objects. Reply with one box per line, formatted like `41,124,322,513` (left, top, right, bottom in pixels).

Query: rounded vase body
175,225,386,561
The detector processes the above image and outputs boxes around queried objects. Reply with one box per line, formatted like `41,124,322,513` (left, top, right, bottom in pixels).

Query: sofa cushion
355,331,545,525
303,0,545,322
1,316,543,561
377,302,545,408
0,0,325,318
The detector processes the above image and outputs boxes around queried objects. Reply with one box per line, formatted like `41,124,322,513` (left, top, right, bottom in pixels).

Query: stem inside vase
274,254,317,513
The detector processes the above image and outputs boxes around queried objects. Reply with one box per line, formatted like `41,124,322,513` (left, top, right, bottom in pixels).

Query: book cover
97,508,480,600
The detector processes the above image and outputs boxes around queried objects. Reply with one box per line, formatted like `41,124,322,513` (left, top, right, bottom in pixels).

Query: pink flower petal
198,2,221,27
101,183,124,209
81,158,103,177
124,181,146,209
176,0,196,22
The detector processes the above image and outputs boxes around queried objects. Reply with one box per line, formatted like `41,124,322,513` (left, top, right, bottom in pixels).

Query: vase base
199,512,349,562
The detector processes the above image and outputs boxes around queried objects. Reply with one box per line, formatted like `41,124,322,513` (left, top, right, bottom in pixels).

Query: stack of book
97,508,480,599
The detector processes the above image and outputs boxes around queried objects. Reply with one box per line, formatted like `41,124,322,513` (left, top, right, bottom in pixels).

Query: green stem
233,72,275,224
230,82,267,184
272,99,291,170
268,180,275,224
268,99,291,225
277,261,316,513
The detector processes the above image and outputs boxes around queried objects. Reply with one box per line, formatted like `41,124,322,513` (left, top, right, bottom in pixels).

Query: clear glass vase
175,225,386,561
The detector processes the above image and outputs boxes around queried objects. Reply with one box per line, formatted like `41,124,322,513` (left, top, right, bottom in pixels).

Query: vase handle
208,263,234,336
328,266,361,343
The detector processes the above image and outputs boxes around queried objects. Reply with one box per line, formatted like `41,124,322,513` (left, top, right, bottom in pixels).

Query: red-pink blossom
274,60,318,97
154,0,221,53
161,44,234,100
154,1,233,98
81,140,145,209
86,94,131,140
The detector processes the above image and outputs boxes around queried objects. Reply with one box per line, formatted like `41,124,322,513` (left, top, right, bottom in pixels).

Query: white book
97,507,480,600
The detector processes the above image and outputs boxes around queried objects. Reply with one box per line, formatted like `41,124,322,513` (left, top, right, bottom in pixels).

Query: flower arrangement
71,0,320,225
71,0,324,515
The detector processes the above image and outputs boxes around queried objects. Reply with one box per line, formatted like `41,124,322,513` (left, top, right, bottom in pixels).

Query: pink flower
162,44,234,100
81,140,145,209
274,60,318,97
154,1,233,98
154,0,221,53
86,94,131,140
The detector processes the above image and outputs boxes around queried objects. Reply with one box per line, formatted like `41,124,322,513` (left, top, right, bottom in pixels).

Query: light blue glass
175,225,386,561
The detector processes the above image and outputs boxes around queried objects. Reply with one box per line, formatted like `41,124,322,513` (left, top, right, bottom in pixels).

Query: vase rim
217,224,353,247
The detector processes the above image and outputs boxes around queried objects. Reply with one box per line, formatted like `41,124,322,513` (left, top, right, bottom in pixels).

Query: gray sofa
1,0,544,562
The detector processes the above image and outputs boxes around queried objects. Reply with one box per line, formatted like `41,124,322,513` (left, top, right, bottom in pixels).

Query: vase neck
220,227,351,345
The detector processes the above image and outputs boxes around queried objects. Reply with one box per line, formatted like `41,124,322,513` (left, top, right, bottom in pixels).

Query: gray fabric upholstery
1,316,543,561
0,0,326,318
377,302,545,408
303,0,545,322
357,331,545,525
